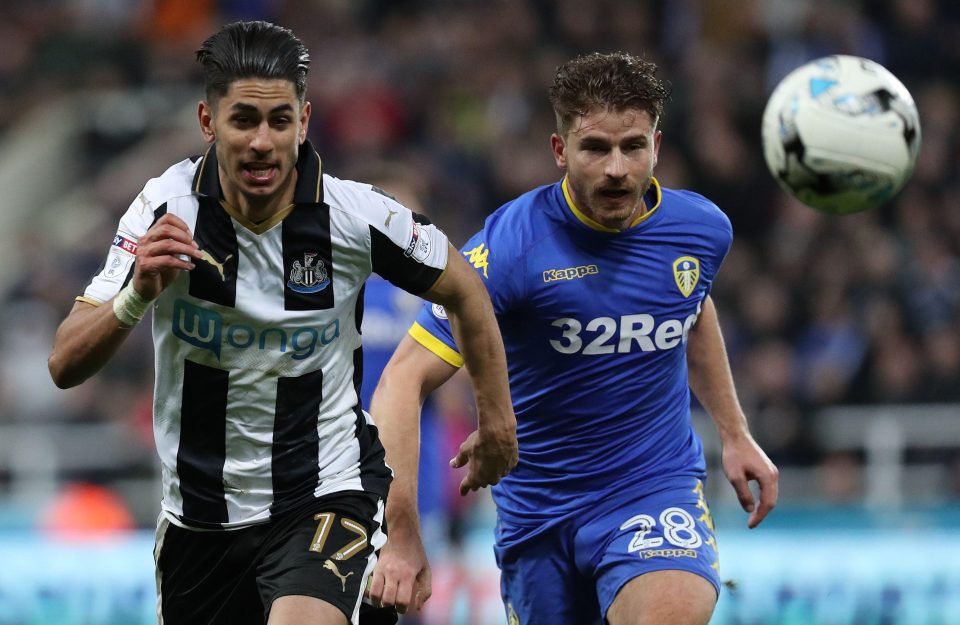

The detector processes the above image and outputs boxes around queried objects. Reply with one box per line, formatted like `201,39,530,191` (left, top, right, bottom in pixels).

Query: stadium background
1,0,959,623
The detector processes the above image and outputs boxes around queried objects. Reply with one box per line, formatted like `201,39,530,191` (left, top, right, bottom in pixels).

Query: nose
250,122,274,154
604,148,627,179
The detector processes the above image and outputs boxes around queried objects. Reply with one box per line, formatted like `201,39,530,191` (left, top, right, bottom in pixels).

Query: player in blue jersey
367,52,779,624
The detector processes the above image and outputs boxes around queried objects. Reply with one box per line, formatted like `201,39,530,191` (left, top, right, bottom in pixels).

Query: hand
721,434,779,528
367,530,431,614
132,213,201,300
450,420,519,496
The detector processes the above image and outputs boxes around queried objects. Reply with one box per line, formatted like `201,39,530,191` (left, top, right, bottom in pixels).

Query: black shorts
154,491,398,625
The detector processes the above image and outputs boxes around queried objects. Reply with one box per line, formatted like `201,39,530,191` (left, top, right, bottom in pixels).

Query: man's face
199,78,310,209
551,107,661,230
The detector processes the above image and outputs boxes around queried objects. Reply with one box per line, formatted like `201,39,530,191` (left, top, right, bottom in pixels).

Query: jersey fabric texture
81,141,449,529
411,177,732,546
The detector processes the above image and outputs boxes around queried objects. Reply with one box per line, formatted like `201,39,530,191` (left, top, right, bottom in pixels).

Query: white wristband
113,284,153,328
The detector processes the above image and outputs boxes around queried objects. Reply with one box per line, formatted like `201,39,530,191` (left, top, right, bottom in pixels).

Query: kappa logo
288,253,331,294
673,256,700,298
543,264,598,283
463,243,489,278
323,559,354,592
197,250,233,281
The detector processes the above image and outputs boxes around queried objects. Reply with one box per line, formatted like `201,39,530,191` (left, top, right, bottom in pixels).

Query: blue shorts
494,477,721,624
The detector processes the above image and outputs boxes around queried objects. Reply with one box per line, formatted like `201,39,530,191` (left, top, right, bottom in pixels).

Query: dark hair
196,21,310,104
548,52,670,136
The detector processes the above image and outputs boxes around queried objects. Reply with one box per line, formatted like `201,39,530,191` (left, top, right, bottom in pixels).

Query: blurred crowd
1,0,959,533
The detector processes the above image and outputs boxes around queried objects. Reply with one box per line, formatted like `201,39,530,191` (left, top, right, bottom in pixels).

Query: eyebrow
229,102,296,114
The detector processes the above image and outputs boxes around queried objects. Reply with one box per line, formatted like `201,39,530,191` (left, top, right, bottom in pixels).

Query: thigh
155,516,264,625
575,478,721,622
607,570,716,625
257,492,396,625
496,520,602,625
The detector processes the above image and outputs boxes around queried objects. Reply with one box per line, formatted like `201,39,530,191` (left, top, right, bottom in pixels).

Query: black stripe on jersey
282,204,335,310
352,407,392,498
177,359,229,526
352,346,364,410
189,197,239,307
369,220,444,295
270,368,323,517
353,285,365,407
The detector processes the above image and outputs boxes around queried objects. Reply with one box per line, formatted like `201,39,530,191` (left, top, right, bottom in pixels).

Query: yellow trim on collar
409,322,464,368
561,176,662,232
220,200,295,235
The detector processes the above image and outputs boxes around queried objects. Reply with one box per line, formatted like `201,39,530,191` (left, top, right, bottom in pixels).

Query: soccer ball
761,55,921,214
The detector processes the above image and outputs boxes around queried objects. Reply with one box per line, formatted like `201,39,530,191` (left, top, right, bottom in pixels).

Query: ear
652,129,662,168
198,101,216,144
550,133,567,170
298,101,312,144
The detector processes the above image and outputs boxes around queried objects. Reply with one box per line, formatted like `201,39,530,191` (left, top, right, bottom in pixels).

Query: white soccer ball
761,55,921,214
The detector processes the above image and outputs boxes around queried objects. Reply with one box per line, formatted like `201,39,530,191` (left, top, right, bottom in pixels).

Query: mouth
242,163,278,185
599,188,631,200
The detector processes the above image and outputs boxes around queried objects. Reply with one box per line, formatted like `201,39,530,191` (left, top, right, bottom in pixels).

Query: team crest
288,253,330,294
672,256,700,298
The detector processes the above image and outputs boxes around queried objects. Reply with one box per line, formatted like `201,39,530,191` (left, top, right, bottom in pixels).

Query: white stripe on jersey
84,149,448,528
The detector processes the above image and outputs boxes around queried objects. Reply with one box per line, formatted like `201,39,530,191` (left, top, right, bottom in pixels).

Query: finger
748,471,779,529
415,569,432,611
153,213,195,236
142,239,204,260
143,222,197,245
729,474,755,517
449,446,469,469
396,576,417,614
379,576,399,610
366,570,384,604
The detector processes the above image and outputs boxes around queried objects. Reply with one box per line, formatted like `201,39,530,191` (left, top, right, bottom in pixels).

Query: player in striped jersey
368,53,779,624
47,21,517,625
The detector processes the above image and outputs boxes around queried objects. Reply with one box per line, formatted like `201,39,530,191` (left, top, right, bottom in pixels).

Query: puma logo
324,559,354,592
138,192,152,213
384,207,398,228
198,250,233,281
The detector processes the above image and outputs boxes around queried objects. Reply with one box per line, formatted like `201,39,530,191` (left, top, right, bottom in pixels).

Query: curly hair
548,52,670,136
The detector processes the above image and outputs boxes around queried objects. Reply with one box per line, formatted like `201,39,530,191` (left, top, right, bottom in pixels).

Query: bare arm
48,213,200,388
420,243,518,494
367,335,457,613
687,295,778,528
368,243,517,613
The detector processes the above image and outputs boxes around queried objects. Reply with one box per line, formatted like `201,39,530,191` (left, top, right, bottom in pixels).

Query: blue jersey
411,178,732,534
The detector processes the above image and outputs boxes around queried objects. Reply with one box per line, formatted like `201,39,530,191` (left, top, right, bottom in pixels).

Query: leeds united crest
673,256,700,298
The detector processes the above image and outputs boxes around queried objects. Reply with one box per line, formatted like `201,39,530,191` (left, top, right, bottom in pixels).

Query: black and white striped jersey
80,141,449,529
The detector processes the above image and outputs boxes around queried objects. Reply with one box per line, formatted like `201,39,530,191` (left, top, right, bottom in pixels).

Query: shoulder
322,174,399,223
141,157,202,206
660,186,732,239
480,182,561,248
